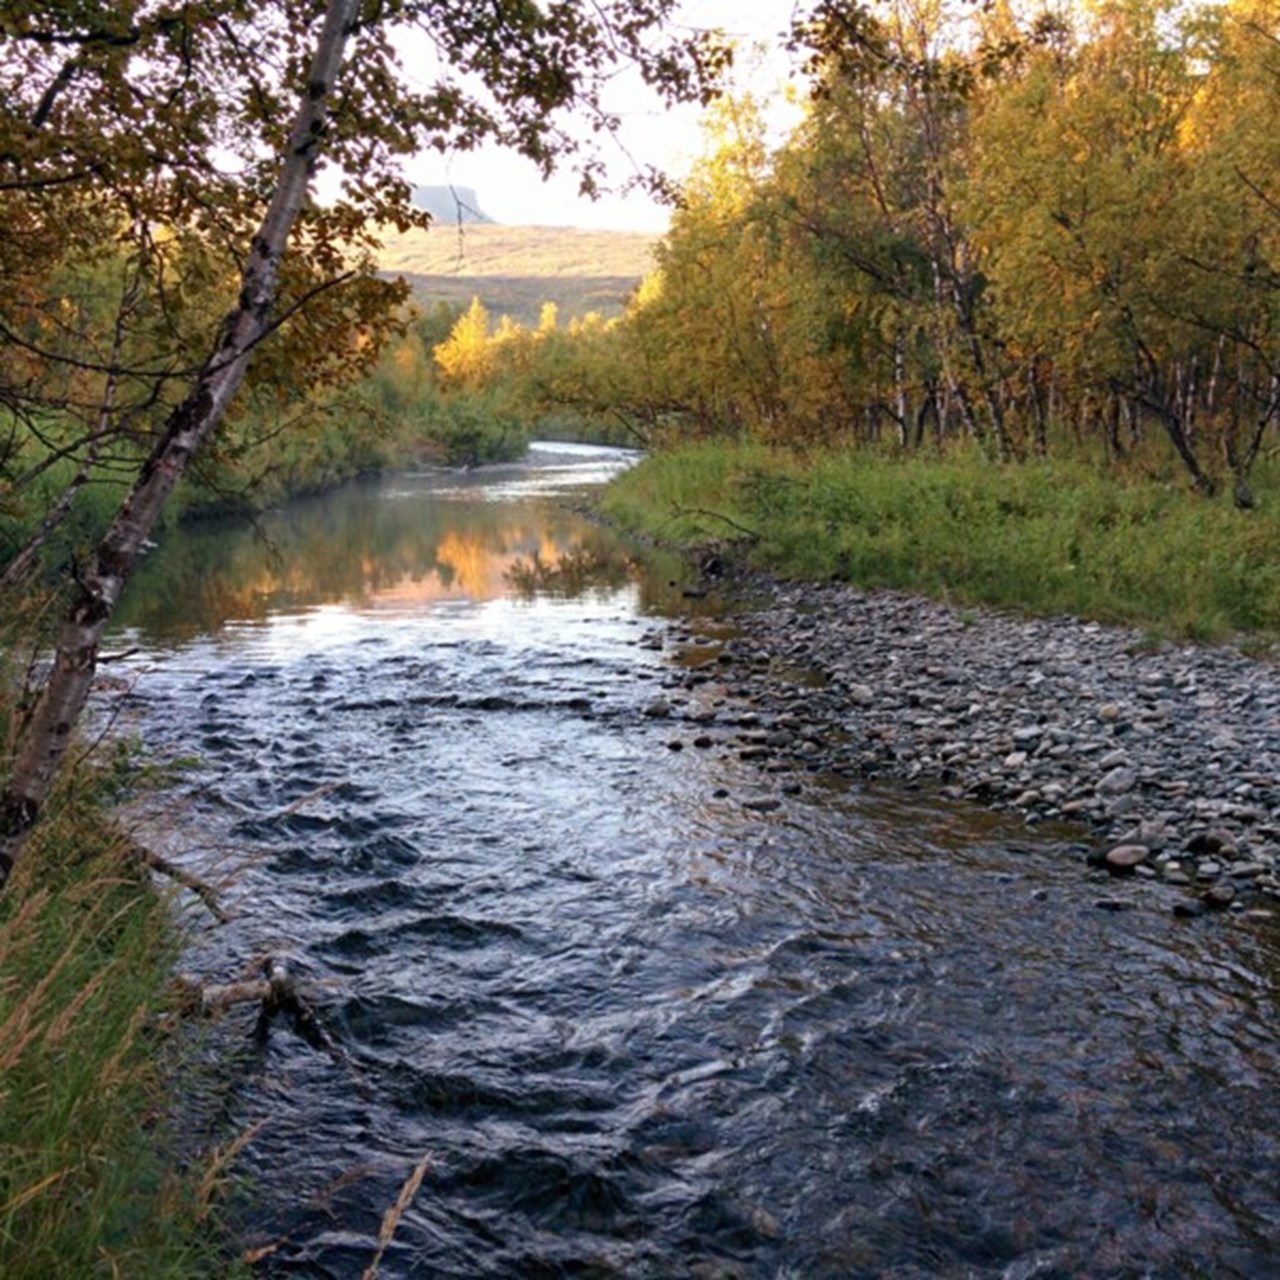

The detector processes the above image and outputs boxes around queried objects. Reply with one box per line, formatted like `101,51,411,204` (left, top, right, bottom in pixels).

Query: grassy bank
601,440,1280,646
0,768,235,1277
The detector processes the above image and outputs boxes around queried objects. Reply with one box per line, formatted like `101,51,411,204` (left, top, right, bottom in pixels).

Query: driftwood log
174,956,347,1064
134,844,231,923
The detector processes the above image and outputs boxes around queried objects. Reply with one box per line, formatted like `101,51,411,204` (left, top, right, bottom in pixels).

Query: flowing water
109,444,1277,1278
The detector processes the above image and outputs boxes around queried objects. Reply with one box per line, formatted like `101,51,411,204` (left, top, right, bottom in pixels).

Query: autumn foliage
464,0,1278,505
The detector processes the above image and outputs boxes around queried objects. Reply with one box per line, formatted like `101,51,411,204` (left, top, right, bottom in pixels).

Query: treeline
372,296,643,451
451,0,1279,505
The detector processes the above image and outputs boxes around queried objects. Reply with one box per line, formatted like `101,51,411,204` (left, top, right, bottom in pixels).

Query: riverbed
109,444,1277,1277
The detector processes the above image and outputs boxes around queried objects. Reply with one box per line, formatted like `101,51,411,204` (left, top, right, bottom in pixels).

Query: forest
423,0,1278,504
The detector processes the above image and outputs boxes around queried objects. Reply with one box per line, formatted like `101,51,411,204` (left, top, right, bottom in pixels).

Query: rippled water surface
112,445,1277,1277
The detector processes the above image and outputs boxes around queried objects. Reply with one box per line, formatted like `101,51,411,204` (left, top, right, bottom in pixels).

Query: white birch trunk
0,0,361,887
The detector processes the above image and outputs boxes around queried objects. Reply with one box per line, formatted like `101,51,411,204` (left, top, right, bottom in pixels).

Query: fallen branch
272,783,337,820
665,505,761,542
133,844,231,923
191,977,273,1013
173,955,353,1070
254,956,338,1056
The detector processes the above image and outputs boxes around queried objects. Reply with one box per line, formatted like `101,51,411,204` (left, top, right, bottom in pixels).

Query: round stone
1104,845,1150,874
1203,883,1237,909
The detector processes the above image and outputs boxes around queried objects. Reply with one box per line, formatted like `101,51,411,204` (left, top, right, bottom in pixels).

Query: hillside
376,223,661,326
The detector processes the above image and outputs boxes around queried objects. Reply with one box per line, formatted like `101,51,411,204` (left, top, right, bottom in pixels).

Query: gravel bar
648,570,1280,920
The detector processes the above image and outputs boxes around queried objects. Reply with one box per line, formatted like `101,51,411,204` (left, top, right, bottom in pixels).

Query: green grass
601,439,1280,645
0,768,239,1278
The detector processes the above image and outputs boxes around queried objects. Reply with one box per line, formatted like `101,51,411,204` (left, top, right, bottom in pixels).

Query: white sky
410,1,807,231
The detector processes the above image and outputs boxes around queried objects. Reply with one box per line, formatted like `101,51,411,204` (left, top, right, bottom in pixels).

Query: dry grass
362,1154,431,1280
376,223,658,279
375,223,660,326
0,784,240,1276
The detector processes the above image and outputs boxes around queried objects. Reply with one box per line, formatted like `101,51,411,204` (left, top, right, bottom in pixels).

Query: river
109,443,1277,1278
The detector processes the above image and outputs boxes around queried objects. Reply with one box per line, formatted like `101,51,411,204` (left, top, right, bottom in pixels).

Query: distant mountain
377,223,660,325
411,185,497,225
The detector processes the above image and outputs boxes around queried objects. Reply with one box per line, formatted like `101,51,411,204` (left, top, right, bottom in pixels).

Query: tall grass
0,773,237,1277
602,439,1280,644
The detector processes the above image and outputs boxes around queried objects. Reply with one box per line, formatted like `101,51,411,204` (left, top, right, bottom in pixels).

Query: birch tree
0,0,728,888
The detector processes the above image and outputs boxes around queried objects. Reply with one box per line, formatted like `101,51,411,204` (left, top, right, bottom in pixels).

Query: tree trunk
893,330,909,448
0,0,361,890
1205,336,1225,421
1105,393,1126,463
1139,395,1216,496
1226,374,1279,511
1029,364,1048,458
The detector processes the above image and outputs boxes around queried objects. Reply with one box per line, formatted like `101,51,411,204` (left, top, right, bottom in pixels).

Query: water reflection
118,447,658,643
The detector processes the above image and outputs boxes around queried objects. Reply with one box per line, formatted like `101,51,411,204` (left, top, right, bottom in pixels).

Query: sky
407,1,808,232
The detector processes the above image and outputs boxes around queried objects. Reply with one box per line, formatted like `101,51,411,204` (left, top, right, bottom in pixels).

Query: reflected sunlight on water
118,445,644,642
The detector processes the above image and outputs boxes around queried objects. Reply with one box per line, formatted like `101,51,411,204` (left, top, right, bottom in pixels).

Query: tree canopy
468,0,1276,499
0,0,732,885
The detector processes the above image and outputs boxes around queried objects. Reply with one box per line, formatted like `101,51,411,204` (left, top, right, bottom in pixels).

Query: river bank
635,561,1280,920
0,777,230,1279
599,440,1280,643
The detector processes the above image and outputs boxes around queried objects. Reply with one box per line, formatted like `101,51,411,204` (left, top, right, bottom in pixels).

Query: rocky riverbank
641,569,1279,919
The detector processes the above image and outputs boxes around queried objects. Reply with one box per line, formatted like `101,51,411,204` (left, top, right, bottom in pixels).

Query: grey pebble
659,571,1279,920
